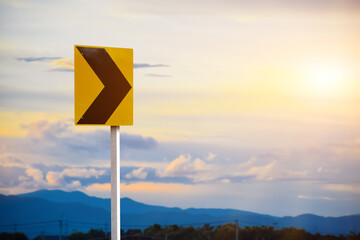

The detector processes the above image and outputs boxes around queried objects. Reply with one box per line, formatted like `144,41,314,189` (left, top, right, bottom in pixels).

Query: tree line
120,223,359,240
1,224,359,240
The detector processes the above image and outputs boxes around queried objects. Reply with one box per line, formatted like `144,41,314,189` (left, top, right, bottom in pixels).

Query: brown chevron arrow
76,47,132,124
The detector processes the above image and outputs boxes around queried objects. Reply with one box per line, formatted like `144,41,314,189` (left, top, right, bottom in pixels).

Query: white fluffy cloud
158,154,207,177
23,120,70,139
206,152,216,161
45,168,106,186
46,171,64,186
62,168,105,178
26,168,45,183
19,167,107,188
156,154,217,183
125,168,148,179
220,178,231,184
246,161,275,181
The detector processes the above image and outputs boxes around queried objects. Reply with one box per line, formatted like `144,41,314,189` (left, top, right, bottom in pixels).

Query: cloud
245,161,275,181
236,154,311,182
194,158,205,170
0,166,26,187
85,182,190,197
125,167,148,179
146,73,171,77
159,154,194,177
19,120,157,155
17,58,167,71
120,166,193,184
237,155,276,173
0,87,72,111
22,120,70,139
86,183,111,191
237,157,258,169
71,180,81,188
297,195,334,201
134,63,169,68
46,171,64,186
139,153,263,184
49,58,74,71
16,57,74,72
282,170,308,178
328,138,360,159
206,152,216,161
26,168,45,183
120,182,188,193
62,168,105,178
121,132,157,150
220,178,231,184
16,56,74,71
0,165,106,193
46,168,106,186
0,120,160,193
324,184,360,194
16,57,61,62
0,156,25,168
156,154,213,183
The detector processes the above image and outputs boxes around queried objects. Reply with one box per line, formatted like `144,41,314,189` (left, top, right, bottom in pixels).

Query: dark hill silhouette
0,190,358,238
19,190,110,212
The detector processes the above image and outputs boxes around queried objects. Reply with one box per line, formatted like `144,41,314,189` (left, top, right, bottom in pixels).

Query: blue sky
0,0,360,217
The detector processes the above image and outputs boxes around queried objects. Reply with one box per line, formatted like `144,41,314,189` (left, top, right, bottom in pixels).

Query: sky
0,0,360,217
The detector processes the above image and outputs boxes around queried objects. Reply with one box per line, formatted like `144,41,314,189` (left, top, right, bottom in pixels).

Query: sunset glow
0,0,359,218
303,61,353,98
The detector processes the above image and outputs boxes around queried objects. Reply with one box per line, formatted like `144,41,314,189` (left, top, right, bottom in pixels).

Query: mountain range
0,190,359,239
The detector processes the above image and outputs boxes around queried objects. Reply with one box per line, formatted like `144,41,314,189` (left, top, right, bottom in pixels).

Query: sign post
75,45,133,240
111,126,120,240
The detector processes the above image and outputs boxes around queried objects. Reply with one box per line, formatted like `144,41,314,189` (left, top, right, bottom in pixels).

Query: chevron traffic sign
74,45,133,126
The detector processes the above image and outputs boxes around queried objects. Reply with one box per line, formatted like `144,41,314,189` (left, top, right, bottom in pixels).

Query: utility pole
273,222,278,230
59,217,63,240
105,221,109,240
235,218,239,240
65,221,68,236
14,223,17,233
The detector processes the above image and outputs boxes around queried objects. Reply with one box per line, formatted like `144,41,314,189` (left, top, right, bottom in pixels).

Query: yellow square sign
74,45,133,126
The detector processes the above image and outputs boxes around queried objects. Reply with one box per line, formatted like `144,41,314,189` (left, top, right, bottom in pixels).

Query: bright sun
304,62,350,97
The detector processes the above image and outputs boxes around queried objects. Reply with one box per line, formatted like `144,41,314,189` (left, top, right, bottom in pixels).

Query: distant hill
0,190,359,239
278,214,360,235
19,190,183,215
0,193,110,240
19,190,110,212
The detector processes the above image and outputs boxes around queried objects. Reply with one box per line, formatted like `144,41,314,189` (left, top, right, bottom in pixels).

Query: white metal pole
111,126,120,240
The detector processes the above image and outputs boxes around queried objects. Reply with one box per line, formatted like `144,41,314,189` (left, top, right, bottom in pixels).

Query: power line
0,220,58,227
180,219,235,227
0,218,357,237
15,224,59,230
66,220,107,227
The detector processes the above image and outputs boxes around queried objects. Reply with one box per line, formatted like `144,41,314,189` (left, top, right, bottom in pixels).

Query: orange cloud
86,183,111,191
49,58,74,71
324,184,360,194
86,182,189,194
120,182,189,193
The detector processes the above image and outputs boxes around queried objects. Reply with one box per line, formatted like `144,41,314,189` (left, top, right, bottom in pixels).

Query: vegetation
0,232,28,240
119,224,360,240
2,225,359,240
68,228,107,240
